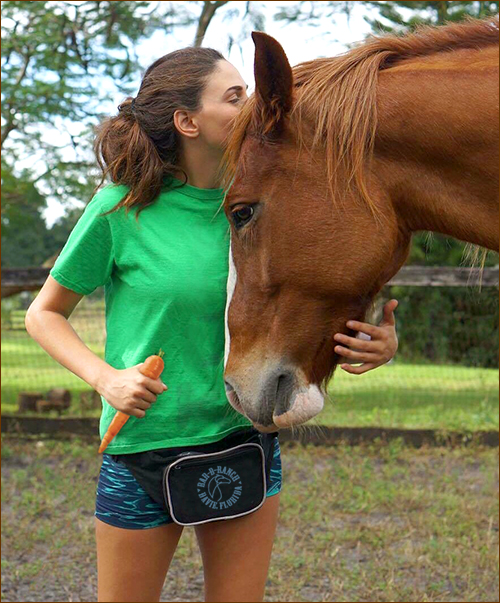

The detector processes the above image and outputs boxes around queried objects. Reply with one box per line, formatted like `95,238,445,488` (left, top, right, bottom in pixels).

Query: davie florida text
197,466,243,509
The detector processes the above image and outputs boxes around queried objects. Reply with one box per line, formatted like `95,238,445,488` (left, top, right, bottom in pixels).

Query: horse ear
251,31,293,136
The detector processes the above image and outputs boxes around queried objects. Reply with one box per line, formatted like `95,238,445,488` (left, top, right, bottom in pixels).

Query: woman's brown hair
94,47,225,218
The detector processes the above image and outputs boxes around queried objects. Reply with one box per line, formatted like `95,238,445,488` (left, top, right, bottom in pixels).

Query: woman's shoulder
86,184,130,215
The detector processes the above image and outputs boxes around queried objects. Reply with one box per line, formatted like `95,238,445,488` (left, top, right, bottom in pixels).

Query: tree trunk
1,110,17,149
437,1,449,24
193,1,229,47
1,53,31,148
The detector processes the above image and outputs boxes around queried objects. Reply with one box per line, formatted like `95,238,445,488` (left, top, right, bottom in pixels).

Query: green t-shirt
50,180,252,454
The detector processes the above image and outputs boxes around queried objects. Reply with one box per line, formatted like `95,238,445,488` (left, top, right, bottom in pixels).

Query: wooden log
36,399,62,415
1,416,100,437
17,392,44,413
46,388,71,409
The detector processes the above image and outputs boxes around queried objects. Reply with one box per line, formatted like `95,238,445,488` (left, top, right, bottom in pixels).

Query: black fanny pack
111,428,279,527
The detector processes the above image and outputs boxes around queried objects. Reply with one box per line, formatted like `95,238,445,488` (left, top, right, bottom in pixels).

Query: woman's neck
176,142,224,189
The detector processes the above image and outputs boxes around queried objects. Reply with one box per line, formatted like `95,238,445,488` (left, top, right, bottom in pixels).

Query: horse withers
222,17,499,432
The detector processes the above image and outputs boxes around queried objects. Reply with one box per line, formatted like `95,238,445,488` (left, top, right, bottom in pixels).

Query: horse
221,17,499,432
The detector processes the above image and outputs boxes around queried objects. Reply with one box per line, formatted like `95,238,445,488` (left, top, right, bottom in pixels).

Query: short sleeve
50,193,115,295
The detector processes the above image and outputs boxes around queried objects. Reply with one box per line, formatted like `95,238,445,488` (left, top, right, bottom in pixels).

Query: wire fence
1,287,498,431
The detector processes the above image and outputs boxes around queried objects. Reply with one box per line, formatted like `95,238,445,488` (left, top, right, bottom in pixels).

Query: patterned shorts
95,437,282,530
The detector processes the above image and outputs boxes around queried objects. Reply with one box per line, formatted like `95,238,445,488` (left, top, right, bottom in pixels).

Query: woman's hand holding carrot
100,363,167,419
98,352,166,453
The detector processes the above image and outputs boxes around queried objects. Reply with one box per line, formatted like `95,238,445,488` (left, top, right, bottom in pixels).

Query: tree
275,2,499,34
0,0,269,230
1,1,173,205
1,160,49,267
274,1,356,37
194,1,230,46
362,1,500,33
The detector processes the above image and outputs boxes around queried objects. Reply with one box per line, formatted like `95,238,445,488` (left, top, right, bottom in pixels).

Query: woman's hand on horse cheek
335,299,399,374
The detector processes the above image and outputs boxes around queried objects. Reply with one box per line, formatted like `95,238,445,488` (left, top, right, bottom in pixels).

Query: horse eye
231,205,255,230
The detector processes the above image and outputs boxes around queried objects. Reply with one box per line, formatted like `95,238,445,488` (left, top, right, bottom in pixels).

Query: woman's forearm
25,309,115,395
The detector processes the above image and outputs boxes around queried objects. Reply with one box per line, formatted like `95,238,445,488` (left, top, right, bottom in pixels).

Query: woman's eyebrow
225,84,249,94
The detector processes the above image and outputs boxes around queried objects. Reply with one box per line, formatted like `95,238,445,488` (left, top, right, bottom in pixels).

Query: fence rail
1,266,498,298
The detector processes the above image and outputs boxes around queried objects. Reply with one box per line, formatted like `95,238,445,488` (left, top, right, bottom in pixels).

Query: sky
42,1,378,226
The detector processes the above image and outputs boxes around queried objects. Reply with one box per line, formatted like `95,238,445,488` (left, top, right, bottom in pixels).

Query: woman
25,47,399,602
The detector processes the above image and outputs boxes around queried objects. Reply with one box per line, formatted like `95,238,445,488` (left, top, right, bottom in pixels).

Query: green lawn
323,362,499,431
2,329,498,431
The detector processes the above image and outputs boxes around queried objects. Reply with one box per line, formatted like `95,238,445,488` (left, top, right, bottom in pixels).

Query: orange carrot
98,349,165,454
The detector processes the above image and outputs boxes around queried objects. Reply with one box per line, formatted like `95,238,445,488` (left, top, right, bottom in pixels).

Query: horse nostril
224,381,235,393
273,371,296,417
277,374,288,393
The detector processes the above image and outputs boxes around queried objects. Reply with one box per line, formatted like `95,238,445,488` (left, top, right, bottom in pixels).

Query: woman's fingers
134,400,152,411
345,320,381,338
334,345,376,363
141,376,168,395
333,333,381,352
380,299,399,326
340,362,377,375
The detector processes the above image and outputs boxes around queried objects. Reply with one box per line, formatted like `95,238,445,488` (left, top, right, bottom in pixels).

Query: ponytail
93,47,225,219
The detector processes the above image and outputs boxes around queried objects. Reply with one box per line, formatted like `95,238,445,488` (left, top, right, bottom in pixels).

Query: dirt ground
1,435,498,602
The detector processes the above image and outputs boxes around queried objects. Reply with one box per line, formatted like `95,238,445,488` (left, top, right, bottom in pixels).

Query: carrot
98,349,165,454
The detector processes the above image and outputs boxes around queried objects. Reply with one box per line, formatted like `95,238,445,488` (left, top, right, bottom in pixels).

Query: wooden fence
2,265,499,298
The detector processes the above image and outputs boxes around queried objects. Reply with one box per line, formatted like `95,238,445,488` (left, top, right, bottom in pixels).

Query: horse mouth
225,386,244,413
272,385,325,427
225,380,324,430
225,384,277,430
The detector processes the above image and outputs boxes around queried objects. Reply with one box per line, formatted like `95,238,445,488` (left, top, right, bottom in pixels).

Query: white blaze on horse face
224,240,237,370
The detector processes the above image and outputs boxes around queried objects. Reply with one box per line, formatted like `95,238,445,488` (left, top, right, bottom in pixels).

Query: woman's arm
333,299,399,375
25,276,165,417
25,275,114,392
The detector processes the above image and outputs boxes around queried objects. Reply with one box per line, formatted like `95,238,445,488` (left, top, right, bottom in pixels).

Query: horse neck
373,45,499,252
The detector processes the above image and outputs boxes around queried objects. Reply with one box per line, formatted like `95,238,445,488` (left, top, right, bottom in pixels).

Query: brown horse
222,17,499,432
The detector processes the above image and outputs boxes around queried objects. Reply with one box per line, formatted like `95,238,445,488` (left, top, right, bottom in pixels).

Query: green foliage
275,2,499,35
275,0,354,23
397,234,499,369
1,1,161,136
1,155,86,266
389,284,499,368
363,1,500,32
1,160,48,266
1,0,169,233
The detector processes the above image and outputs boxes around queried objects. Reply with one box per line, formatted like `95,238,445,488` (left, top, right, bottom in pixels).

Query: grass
323,362,499,431
1,436,498,602
2,313,499,431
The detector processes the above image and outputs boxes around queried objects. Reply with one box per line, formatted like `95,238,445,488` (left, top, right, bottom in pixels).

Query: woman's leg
194,493,281,603
95,518,184,602
94,454,183,602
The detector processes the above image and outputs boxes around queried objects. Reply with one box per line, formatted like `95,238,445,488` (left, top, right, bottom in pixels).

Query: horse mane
222,16,498,273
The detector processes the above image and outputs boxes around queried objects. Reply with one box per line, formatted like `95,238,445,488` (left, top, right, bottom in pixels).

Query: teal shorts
95,437,282,530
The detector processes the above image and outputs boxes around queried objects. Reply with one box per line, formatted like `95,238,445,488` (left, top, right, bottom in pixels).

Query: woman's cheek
216,110,238,144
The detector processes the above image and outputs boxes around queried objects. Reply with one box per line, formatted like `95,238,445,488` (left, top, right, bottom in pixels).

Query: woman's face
196,60,249,150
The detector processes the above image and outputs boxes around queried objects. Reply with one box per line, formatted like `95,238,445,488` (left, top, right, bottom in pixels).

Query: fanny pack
111,428,278,527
